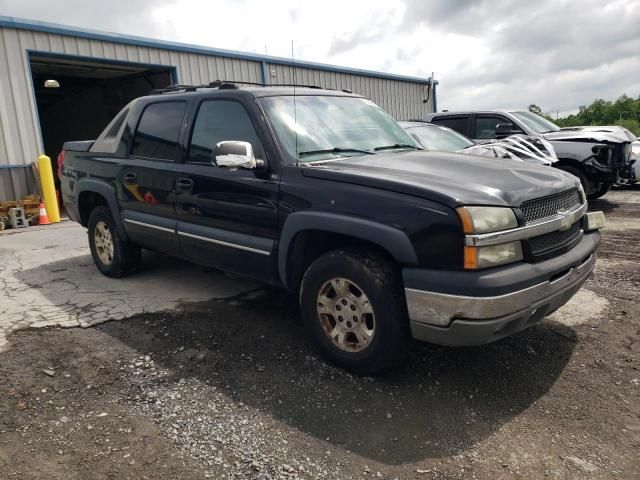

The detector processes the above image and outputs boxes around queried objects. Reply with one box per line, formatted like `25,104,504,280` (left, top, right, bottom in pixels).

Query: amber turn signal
464,246,478,269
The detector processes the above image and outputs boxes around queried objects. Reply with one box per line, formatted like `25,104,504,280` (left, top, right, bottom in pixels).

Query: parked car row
423,110,636,199
60,83,607,374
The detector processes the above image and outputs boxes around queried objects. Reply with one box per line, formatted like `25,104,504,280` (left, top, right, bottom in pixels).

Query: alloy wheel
316,277,375,353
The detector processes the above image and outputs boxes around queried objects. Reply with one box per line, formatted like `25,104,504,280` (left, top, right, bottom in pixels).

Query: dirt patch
1,190,639,479
549,288,610,326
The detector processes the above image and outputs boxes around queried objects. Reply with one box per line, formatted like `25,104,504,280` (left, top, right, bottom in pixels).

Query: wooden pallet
0,195,41,227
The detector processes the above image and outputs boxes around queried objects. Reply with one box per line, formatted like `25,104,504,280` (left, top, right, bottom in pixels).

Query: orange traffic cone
38,202,51,225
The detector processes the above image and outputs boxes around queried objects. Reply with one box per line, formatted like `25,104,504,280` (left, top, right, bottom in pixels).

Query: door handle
175,178,194,192
124,173,137,184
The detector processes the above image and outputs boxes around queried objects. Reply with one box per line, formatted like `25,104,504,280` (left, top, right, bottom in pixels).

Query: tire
557,165,590,197
88,206,141,278
299,249,411,375
589,181,612,200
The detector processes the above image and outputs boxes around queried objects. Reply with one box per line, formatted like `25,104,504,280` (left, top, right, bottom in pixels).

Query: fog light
585,211,606,231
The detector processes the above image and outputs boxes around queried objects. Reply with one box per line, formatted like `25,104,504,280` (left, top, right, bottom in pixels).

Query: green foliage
549,94,640,136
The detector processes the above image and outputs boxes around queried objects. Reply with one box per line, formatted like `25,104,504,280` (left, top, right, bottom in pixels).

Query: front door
119,100,187,253
473,114,524,143
174,99,279,282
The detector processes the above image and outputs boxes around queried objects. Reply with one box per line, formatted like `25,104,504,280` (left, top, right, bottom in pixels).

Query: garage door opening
29,53,174,183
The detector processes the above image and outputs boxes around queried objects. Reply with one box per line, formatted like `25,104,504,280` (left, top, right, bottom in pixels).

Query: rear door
430,115,472,137
120,100,187,253
174,97,280,282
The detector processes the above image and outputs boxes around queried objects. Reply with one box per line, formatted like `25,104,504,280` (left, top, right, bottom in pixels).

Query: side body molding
74,178,128,240
278,211,419,288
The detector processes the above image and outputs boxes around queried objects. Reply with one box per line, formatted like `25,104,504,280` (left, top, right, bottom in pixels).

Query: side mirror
214,141,266,171
495,123,520,139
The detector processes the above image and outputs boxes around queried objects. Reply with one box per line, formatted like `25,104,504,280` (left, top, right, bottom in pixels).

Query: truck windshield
511,111,561,134
259,95,418,163
406,124,474,151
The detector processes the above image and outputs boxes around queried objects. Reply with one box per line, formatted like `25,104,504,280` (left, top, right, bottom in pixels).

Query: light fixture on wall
44,79,60,88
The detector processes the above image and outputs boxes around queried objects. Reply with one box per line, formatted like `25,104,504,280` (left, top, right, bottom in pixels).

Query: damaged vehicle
559,125,638,185
399,121,557,165
424,110,634,199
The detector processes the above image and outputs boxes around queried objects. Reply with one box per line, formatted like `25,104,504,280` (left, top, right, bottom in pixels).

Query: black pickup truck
60,83,605,374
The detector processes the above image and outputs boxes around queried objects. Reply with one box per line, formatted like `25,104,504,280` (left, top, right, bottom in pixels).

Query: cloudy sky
2,0,638,116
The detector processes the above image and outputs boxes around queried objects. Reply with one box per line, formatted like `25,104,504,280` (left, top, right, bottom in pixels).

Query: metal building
0,16,438,201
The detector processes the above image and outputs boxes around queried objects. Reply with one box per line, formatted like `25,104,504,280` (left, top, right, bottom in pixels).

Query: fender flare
278,211,418,288
75,178,128,240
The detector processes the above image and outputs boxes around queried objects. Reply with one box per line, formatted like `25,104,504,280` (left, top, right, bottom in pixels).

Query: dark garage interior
29,54,174,183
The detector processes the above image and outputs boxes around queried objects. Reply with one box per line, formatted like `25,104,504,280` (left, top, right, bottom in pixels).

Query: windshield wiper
298,147,375,157
373,143,421,151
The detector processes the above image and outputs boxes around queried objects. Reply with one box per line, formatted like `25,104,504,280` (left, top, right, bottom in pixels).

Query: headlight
457,206,518,234
464,242,524,269
458,207,523,269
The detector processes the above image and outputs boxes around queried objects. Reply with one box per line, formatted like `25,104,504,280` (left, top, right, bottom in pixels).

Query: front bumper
404,231,600,346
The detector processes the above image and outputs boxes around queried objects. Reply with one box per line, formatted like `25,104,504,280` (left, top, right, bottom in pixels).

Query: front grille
528,221,582,256
520,188,582,224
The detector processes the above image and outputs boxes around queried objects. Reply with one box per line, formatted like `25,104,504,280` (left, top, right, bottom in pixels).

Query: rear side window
432,116,468,136
132,102,187,161
475,115,511,139
188,100,263,164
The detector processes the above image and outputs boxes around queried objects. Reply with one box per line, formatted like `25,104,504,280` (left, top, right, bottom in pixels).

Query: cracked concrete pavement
0,222,260,352
0,218,610,353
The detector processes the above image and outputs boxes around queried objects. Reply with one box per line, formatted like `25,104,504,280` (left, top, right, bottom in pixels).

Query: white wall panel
0,25,432,200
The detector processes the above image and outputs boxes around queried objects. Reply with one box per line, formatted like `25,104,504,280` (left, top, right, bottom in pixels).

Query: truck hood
543,127,632,144
301,150,577,208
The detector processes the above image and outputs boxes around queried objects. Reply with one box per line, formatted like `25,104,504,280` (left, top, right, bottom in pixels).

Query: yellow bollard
37,154,61,223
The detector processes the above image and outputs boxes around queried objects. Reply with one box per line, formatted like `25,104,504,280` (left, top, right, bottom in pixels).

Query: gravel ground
1,187,639,480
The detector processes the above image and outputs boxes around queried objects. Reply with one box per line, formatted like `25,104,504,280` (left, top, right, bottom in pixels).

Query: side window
131,102,187,161
432,116,468,136
189,100,264,165
475,116,512,139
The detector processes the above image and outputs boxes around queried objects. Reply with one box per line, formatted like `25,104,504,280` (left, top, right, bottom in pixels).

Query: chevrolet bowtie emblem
558,209,573,231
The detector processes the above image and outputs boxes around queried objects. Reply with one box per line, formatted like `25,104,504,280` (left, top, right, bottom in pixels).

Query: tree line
529,94,640,136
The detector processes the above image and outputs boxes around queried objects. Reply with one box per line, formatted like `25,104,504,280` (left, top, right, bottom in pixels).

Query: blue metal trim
25,50,45,154
0,164,32,169
27,50,179,79
432,83,438,113
261,60,269,86
1,16,437,86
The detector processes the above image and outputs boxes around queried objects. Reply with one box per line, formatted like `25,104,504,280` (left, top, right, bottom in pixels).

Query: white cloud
1,0,638,115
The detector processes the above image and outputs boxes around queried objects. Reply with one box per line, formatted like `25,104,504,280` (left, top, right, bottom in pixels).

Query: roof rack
269,83,323,89
149,79,329,95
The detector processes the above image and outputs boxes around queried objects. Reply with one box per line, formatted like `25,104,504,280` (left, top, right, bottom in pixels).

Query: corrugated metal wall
0,24,433,201
267,64,431,120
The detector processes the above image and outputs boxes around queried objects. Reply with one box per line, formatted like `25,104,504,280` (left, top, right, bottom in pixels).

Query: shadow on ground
13,251,259,325
99,288,577,464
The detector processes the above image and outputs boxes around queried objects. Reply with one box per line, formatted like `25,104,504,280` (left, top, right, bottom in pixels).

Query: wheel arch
278,211,418,291
75,178,128,240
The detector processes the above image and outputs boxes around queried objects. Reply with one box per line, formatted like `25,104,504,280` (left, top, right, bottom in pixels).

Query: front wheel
589,181,612,199
88,206,141,278
299,249,411,375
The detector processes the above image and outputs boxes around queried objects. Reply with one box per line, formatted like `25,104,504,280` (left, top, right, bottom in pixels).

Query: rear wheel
88,206,140,278
300,249,411,375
